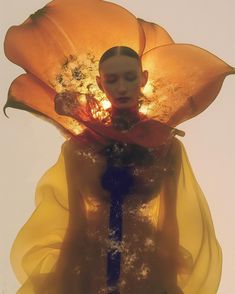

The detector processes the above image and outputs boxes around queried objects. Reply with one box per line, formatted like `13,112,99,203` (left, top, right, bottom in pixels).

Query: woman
9,45,221,294
52,46,183,294
4,1,234,293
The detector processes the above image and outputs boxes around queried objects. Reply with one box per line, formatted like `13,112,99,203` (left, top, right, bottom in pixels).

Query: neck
110,107,141,131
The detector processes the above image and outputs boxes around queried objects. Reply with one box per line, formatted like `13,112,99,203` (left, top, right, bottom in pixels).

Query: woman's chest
72,141,169,204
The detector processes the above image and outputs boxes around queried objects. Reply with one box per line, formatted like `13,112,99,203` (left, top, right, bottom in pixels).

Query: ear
96,75,104,92
141,70,148,87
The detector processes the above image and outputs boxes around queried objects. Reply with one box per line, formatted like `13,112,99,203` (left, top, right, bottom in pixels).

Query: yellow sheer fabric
4,1,227,293
11,137,222,294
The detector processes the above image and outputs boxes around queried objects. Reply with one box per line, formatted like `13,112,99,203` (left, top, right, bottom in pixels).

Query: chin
113,102,138,110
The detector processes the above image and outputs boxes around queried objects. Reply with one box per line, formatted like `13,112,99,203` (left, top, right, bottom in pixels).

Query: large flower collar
4,0,234,146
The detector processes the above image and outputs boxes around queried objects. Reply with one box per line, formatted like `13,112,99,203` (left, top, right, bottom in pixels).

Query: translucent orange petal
141,44,235,126
4,0,234,130
4,0,142,87
5,73,83,135
138,18,174,54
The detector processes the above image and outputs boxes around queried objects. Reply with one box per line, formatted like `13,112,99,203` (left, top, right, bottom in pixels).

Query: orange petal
138,18,174,54
141,44,234,126
4,0,142,88
4,73,83,135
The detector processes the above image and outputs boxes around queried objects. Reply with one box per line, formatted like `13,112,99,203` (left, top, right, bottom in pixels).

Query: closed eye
125,75,137,81
105,78,117,84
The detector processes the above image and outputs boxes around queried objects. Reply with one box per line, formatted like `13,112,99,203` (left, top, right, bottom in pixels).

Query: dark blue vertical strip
101,161,134,293
107,195,123,293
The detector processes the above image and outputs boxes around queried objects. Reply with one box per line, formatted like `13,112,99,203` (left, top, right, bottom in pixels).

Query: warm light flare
101,100,111,110
143,80,154,96
139,104,149,115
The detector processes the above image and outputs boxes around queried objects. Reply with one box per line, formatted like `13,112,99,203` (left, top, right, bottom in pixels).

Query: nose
117,79,128,95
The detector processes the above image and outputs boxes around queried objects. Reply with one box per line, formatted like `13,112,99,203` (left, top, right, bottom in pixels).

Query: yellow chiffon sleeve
10,145,69,293
172,139,222,293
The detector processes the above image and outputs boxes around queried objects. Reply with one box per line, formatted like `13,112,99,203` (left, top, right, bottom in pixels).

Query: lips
116,97,130,103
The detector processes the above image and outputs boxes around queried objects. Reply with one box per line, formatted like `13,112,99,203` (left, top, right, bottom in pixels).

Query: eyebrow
104,70,137,77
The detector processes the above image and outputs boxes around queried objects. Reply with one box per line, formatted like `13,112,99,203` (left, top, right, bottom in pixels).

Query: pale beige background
0,0,234,293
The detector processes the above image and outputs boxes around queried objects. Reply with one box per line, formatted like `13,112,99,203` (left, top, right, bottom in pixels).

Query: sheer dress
11,132,222,293
4,0,235,293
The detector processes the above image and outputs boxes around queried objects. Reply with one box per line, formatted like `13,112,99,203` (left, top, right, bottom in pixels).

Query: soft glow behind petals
141,44,234,126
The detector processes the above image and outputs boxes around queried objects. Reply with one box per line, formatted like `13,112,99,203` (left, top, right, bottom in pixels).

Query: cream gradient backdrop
0,0,234,293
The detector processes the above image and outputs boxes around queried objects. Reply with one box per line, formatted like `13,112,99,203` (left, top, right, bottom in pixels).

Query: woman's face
96,55,148,110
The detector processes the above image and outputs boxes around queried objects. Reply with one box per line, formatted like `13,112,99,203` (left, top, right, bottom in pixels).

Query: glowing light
138,198,160,227
143,80,154,96
85,197,100,212
139,104,149,115
101,100,111,110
